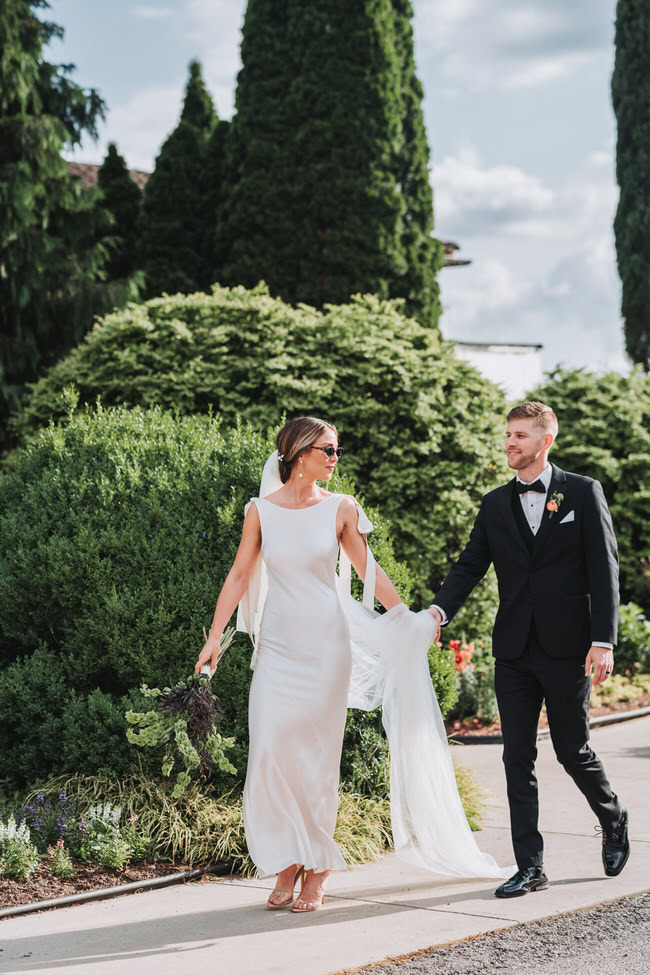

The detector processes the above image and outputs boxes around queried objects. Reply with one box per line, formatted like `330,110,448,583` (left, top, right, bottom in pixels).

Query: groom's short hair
507,401,558,436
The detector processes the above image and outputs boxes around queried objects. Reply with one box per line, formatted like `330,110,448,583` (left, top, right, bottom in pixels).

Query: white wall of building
453,342,544,403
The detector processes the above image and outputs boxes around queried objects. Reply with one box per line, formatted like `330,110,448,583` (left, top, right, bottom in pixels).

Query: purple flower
59,791,67,803
37,792,45,803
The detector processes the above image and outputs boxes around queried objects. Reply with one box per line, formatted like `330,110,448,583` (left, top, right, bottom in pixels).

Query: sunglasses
310,445,344,458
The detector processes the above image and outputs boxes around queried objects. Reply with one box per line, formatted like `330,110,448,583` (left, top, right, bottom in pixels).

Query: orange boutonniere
547,491,564,518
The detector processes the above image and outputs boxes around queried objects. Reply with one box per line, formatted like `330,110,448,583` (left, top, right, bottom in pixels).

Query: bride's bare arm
195,503,262,673
338,497,402,611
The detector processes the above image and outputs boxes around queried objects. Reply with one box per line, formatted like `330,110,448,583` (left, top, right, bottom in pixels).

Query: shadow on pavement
1,885,503,972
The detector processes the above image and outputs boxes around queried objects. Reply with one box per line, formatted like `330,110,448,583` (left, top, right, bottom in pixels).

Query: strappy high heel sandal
291,872,327,913
291,891,325,913
266,865,305,910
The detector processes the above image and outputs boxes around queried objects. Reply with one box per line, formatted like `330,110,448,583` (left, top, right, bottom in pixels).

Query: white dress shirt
516,464,552,535
431,463,613,650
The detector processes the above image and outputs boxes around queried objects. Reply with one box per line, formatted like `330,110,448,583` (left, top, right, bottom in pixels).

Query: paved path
1,716,648,975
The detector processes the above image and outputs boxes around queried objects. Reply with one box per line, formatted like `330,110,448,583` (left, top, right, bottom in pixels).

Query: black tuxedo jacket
433,464,619,659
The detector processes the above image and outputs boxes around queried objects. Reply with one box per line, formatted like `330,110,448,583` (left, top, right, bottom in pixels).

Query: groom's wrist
429,603,447,625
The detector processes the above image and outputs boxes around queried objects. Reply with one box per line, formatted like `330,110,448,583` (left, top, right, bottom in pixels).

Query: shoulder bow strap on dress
236,450,284,669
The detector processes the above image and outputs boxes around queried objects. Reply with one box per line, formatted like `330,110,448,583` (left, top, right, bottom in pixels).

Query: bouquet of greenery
126,627,237,797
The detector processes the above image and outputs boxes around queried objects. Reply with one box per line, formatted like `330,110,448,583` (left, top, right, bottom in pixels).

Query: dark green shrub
13,284,508,620
0,405,424,789
529,368,650,617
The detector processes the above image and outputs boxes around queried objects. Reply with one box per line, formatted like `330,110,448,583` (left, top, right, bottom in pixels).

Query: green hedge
529,368,650,618
12,285,508,626
0,405,454,790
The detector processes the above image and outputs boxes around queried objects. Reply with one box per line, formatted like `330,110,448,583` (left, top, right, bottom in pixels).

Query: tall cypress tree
139,60,218,298
97,143,142,281
0,0,107,429
391,0,443,324
217,0,440,325
612,0,650,371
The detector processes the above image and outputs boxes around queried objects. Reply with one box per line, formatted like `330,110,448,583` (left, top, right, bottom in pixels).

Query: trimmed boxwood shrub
0,405,454,790
529,367,650,618
12,284,508,627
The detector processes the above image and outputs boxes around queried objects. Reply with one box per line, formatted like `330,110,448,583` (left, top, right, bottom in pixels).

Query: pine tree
216,0,440,325
97,143,142,280
612,0,650,371
139,61,218,298
0,0,107,429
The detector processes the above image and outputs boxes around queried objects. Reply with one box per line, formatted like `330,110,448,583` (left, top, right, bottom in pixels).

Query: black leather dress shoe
601,808,630,877
495,866,549,898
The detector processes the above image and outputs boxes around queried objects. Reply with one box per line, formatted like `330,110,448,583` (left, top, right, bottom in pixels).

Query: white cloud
436,145,628,373
415,0,613,91
440,258,531,332
180,0,244,120
64,84,183,170
132,5,173,19
441,242,627,375
434,148,555,235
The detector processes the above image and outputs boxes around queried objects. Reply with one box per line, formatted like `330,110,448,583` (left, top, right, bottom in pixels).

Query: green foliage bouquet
126,630,237,796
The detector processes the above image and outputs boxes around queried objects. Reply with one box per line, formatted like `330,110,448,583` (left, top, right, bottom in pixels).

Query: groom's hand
585,645,614,686
426,606,442,642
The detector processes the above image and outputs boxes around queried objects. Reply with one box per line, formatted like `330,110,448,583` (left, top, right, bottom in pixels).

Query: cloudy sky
48,0,627,374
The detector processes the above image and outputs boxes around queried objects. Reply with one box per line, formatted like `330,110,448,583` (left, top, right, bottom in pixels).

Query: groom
427,401,629,897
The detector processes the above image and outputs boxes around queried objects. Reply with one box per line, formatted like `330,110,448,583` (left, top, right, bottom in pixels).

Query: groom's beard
507,448,542,471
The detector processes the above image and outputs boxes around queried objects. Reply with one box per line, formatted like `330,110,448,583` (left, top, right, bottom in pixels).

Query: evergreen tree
612,0,650,371
139,60,218,298
205,118,230,282
96,143,142,281
391,0,443,324
0,0,107,430
216,0,440,325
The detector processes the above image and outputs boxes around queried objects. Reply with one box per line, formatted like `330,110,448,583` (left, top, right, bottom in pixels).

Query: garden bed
0,859,184,911
446,680,650,738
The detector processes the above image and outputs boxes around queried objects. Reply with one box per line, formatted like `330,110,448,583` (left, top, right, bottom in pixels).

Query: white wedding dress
239,453,510,880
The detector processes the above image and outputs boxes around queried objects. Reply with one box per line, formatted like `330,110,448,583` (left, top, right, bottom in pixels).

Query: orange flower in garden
453,642,475,672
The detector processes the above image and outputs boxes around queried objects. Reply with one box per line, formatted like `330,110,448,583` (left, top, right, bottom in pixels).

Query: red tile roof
68,162,150,191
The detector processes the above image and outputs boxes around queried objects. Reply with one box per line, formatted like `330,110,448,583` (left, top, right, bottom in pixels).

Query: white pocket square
559,510,575,524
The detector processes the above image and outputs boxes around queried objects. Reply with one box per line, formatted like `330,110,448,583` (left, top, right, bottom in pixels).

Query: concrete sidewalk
2,716,648,975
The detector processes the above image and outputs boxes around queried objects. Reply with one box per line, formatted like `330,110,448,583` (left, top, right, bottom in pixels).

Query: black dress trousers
494,619,623,869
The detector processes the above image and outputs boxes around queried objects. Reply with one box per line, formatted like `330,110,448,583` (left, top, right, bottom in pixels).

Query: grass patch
451,757,486,831
29,759,485,874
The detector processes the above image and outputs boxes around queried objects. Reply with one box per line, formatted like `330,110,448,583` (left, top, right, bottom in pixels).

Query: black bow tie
516,479,547,495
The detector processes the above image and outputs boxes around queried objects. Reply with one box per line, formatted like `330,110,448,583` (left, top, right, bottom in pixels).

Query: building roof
441,240,471,268
68,162,150,191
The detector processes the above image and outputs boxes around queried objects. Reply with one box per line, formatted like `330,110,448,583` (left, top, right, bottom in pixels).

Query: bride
195,416,508,913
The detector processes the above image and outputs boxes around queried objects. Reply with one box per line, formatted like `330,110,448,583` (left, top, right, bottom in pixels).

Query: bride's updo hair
276,416,338,483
